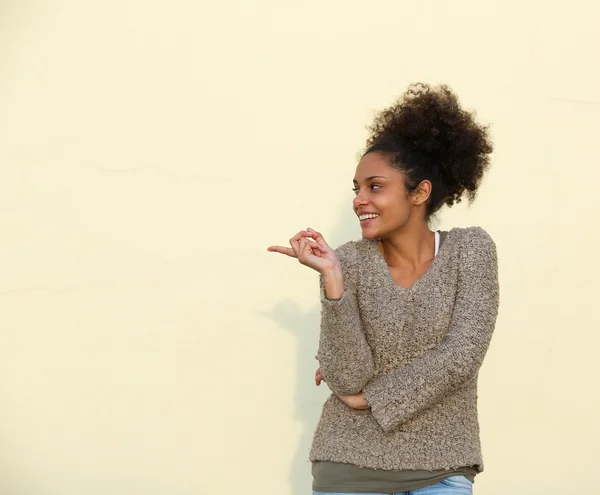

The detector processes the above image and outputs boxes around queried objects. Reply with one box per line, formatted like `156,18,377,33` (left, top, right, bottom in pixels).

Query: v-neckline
373,229,452,291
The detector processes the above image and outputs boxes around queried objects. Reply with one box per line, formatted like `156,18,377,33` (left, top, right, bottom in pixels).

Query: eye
353,184,381,195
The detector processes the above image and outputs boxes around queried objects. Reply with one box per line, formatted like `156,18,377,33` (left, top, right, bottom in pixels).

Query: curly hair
364,83,493,218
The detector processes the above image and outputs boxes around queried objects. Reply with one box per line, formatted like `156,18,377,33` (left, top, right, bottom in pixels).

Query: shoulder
446,226,498,268
332,240,359,271
333,240,359,259
448,226,496,251
333,239,377,272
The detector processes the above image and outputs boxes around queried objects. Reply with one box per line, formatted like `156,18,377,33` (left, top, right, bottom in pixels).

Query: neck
380,222,435,269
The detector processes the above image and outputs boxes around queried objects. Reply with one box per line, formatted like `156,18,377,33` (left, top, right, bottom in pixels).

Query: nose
353,191,367,210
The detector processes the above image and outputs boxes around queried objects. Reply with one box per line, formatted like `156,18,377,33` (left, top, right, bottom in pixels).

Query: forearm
363,329,493,431
316,242,374,395
321,265,345,300
318,289,374,395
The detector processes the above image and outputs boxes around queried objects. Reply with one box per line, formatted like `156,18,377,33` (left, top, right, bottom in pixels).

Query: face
352,152,424,239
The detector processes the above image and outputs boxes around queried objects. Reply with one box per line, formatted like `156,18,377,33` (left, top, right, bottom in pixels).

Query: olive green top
312,461,477,493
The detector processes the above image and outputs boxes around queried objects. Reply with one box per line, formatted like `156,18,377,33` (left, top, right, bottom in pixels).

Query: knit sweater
309,226,499,472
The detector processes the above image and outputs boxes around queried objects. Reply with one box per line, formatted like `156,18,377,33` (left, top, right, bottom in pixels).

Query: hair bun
365,83,493,216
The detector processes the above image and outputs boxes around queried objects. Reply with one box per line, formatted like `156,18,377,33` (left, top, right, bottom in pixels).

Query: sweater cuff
363,375,404,433
320,288,348,305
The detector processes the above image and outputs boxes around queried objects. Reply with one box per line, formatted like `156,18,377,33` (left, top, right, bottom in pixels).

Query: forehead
353,152,401,182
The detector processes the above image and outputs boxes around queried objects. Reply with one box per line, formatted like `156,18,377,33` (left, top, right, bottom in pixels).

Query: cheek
380,195,410,216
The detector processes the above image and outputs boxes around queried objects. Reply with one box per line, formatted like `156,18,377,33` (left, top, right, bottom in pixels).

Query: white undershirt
434,231,440,256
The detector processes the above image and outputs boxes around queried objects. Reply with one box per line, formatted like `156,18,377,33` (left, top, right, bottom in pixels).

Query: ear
413,180,432,206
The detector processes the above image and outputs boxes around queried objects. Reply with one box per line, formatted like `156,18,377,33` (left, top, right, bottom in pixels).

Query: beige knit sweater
309,227,499,472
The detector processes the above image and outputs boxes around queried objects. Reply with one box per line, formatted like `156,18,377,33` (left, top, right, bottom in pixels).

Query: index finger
267,246,297,258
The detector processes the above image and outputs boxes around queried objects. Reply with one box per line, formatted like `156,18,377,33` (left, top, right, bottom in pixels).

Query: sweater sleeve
363,228,499,433
317,242,374,395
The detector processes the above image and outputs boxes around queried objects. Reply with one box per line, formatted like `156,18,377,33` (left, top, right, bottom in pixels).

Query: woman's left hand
336,392,369,410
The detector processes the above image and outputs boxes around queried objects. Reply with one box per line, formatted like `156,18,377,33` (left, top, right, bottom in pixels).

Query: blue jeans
313,475,473,495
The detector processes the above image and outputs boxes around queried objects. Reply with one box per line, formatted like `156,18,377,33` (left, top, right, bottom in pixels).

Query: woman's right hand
315,367,325,386
267,228,340,275
315,354,326,386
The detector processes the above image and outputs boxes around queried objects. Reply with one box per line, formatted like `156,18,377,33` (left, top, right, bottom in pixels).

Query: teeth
359,214,379,221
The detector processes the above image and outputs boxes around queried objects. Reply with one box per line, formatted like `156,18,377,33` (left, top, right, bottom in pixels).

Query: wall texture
1,1,598,493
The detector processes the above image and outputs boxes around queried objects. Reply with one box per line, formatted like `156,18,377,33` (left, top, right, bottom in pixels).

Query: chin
360,229,380,240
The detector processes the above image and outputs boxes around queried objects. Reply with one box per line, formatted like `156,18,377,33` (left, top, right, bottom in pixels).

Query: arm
363,228,500,432
317,242,374,395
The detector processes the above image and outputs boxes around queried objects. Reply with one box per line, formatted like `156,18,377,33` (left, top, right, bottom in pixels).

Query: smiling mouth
358,213,379,221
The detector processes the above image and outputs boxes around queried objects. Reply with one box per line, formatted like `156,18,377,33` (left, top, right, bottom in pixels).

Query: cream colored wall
1,1,598,494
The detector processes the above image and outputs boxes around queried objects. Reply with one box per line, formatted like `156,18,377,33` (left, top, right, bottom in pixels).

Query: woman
268,83,499,494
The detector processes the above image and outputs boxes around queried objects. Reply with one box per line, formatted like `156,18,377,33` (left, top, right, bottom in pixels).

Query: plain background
1,1,599,494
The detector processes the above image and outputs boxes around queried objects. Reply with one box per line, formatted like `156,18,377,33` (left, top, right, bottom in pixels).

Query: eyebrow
353,175,387,183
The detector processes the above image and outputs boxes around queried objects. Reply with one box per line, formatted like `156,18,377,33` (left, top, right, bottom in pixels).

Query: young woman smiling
268,83,499,495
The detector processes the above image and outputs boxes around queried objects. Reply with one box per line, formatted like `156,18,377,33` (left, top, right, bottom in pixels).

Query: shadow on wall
262,198,358,495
